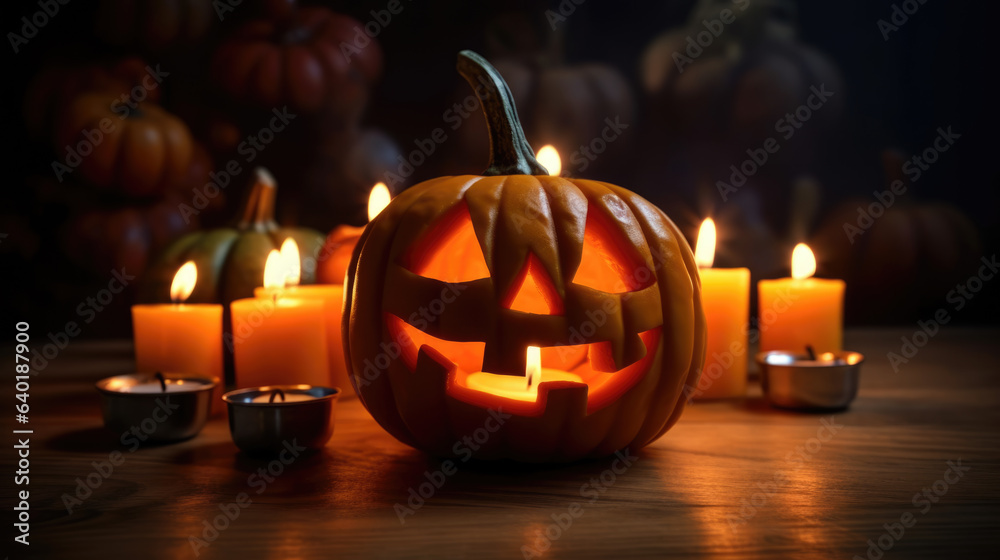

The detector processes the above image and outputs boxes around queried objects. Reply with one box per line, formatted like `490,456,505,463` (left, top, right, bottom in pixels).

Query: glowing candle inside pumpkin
131,261,224,412
464,346,583,402
692,218,750,399
232,244,329,389
536,145,562,176
758,243,844,353
312,185,392,395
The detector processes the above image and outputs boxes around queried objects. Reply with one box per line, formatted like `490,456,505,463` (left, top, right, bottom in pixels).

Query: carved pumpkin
211,0,383,115
139,168,324,305
55,93,194,199
95,0,213,52
811,151,981,322
344,52,705,462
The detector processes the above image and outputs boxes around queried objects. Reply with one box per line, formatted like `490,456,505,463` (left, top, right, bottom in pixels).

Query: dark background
2,0,997,337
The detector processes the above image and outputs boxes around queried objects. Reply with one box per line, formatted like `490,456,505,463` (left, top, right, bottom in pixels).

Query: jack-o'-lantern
344,51,706,462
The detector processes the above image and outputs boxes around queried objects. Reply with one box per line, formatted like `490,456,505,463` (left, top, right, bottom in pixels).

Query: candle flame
169,261,197,303
526,346,541,389
791,243,817,280
368,183,391,222
263,250,285,290
279,238,301,287
694,218,717,268
536,145,561,176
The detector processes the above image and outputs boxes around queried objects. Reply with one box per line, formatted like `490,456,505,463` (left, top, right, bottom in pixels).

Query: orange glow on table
131,262,224,412
758,243,844,354
693,219,750,399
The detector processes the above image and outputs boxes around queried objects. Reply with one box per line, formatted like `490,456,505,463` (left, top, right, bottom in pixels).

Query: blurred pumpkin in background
641,0,841,168
139,168,324,305
811,150,981,322
211,0,383,116
95,0,213,52
54,93,195,199
24,57,161,140
62,193,199,276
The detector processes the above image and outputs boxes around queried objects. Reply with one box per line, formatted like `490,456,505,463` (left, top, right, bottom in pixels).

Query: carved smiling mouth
387,313,661,416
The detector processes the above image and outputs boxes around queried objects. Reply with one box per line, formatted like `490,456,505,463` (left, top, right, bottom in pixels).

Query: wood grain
2,328,998,559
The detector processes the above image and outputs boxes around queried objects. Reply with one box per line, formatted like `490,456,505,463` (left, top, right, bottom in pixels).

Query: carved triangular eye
504,253,564,315
403,201,490,283
572,206,650,293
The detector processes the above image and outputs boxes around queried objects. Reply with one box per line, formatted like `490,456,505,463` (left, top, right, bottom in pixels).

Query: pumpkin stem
457,50,548,176
236,168,280,232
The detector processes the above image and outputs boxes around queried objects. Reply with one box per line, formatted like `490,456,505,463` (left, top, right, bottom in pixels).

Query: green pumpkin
139,168,325,305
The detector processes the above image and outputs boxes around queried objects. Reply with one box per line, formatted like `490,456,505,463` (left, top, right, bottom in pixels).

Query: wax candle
314,183,391,395
232,250,330,389
132,262,224,412
692,219,750,399
758,243,844,353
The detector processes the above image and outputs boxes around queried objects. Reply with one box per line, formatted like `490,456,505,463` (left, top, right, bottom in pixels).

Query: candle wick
805,345,817,360
153,371,167,393
269,388,285,403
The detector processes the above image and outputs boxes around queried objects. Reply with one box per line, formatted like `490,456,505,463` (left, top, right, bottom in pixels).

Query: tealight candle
96,372,216,441
692,218,750,399
223,385,341,454
131,262,224,412
758,243,845,353
464,347,582,401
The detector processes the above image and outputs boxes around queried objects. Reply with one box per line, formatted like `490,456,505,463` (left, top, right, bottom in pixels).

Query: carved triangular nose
503,253,564,315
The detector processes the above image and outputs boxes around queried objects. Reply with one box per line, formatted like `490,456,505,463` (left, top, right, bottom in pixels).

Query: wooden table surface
4,328,999,559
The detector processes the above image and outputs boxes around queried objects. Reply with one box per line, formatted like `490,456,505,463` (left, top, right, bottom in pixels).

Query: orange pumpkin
55,93,194,198
211,0,382,115
24,57,161,140
344,51,705,462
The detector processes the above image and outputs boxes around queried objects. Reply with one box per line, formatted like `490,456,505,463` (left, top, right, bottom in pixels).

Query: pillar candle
758,243,844,354
692,219,750,399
